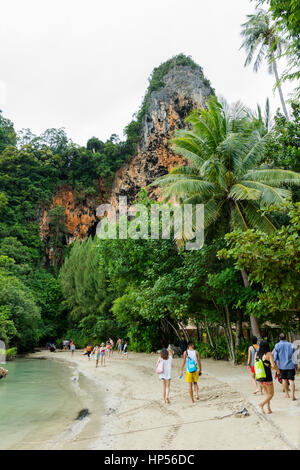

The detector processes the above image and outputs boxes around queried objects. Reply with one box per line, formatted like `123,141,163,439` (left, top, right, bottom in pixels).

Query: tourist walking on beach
156,348,173,404
179,335,188,357
117,338,122,354
70,340,75,356
92,344,101,368
109,338,114,355
247,336,261,394
255,340,279,414
106,341,111,358
86,344,92,361
100,343,106,366
274,333,297,401
180,341,201,403
122,341,128,359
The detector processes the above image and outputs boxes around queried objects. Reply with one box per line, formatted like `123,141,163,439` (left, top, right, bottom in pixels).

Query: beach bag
156,359,164,374
254,358,266,380
186,354,198,373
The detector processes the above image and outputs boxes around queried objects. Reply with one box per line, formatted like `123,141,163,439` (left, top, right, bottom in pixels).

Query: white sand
31,350,300,450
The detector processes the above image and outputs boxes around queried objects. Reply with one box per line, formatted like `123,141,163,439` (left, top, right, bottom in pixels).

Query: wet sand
31,350,300,450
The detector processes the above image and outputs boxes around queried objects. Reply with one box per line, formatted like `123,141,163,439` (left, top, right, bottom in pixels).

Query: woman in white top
156,349,173,404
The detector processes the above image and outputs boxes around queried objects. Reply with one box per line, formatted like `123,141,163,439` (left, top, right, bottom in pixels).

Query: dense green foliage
219,203,300,330
0,108,142,351
59,201,257,359
0,43,299,361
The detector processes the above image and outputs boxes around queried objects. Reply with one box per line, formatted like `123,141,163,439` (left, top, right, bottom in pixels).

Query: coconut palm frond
241,180,291,206
229,183,261,201
231,202,249,231
217,133,248,172
170,166,200,177
241,131,270,171
204,199,225,228
170,144,205,169
243,169,300,186
163,179,218,198
243,201,277,233
149,173,201,188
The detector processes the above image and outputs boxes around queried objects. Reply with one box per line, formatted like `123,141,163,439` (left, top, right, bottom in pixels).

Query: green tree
0,267,41,350
255,0,300,91
219,203,300,331
152,97,300,337
241,9,289,119
0,110,16,152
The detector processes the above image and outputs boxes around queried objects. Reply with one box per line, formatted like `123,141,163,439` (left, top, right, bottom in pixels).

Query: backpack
254,357,266,380
186,352,198,373
156,358,164,374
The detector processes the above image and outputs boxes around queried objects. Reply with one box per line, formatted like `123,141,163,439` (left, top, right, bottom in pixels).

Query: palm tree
241,9,289,120
152,97,300,338
248,98,272,136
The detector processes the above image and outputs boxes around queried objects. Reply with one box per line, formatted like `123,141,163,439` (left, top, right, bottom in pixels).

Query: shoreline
28,350,120,450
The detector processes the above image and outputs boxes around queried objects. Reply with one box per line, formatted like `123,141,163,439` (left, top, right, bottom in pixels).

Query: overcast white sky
0,0,295,146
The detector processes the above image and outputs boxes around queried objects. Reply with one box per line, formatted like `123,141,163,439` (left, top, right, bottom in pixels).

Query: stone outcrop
39,64,213,246
109,65,213,209
39,182,106,246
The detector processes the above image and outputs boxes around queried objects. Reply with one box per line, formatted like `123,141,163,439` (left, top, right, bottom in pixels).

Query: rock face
39,64,213,247
109,65,213,209
39,181,107,248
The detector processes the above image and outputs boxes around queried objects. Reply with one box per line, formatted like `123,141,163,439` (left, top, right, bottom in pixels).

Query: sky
0,0,295,146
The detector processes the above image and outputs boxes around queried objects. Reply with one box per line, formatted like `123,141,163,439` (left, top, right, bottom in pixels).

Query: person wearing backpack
156,348,173,404
180,341,202,403
255,340,279,415
247,336,262,395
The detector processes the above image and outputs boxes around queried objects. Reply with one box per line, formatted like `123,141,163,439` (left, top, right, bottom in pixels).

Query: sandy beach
30,349,300,450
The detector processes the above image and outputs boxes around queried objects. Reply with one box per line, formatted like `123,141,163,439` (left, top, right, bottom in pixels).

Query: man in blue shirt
274,333,296,400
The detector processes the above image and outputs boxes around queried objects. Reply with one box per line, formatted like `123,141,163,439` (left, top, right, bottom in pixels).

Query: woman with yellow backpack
254,340,280,415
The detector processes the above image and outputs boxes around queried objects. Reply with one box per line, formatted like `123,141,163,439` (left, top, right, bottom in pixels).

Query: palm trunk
205,319,215,348
273,58,289,120
240,269,261,340
178,321,190,342
235,310,243,349
224,305,235,362
163,318,182,342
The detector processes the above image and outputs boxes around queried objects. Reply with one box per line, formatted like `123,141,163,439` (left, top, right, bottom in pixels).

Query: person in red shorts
247,336,261,394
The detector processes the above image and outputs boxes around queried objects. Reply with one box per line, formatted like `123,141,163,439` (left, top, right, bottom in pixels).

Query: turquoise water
0,358,102,450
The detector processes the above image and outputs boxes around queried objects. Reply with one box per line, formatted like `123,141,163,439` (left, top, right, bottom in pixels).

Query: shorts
260,381,273,386
87,351,91,357
280,369,295,381
185,371,199,383
250,366,255,374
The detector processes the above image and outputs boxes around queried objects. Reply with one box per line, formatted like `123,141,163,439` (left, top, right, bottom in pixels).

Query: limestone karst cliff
109,65,213,209
39,59,214,249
